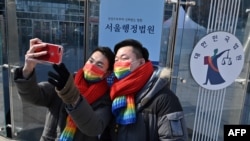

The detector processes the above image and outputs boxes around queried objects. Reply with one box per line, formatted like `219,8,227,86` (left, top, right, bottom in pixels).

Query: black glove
48,63,70,91
48,63,80,104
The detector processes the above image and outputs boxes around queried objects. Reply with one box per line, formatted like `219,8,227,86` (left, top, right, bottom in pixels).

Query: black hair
92,47,115,71
114,39,149,61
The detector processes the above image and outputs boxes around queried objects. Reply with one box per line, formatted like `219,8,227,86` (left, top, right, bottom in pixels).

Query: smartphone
33,43,63,64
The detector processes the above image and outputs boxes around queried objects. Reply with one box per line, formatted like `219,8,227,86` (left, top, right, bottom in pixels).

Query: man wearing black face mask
101,39,188,141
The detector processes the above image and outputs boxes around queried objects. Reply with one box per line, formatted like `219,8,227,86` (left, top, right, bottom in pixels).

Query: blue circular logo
190,31,244,90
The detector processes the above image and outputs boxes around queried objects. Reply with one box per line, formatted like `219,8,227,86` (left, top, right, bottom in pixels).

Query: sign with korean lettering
98,0,164,62
190,31,244,90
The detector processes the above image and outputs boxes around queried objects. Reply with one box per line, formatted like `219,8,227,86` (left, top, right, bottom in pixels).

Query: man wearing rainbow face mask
14,38,114,141
100,39,188,141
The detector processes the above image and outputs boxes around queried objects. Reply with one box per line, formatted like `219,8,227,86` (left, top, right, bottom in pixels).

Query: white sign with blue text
98,0,165,62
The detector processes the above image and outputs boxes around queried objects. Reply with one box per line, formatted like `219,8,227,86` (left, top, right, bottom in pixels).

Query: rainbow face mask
114,61,131,80
83,63,105,82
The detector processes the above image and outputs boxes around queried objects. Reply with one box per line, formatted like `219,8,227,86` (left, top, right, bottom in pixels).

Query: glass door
165,0,250,140
0,14,7,138
7,1,85,140
33,20,51,42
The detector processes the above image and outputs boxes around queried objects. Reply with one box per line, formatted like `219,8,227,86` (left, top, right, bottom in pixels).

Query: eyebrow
90,57,104,66
116,54,128,58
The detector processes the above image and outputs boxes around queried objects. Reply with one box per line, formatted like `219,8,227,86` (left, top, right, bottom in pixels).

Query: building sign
98,0,164,62
190,31,244,90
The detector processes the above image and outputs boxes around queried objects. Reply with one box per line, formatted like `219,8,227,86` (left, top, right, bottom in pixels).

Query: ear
140,58,145,65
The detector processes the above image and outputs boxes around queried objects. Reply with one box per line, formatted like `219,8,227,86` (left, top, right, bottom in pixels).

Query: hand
48,63,70,91
23,38,47,78
48,63,80,104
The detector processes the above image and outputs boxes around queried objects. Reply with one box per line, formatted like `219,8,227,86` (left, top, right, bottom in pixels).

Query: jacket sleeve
57,75,112,136
158,111,188,141
13,67,56,107
69,94,112,136
157,91,188,141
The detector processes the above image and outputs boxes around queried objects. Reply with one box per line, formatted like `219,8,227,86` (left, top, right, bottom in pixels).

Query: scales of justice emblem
190,31,244,90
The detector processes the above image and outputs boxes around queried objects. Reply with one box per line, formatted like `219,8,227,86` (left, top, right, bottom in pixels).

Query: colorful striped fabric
83,63,105,82
112,95,136,125
59,68,109,141
59,116,77,141
114,61,131,79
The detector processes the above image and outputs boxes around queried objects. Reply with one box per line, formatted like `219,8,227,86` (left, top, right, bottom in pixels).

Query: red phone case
34,43,63,64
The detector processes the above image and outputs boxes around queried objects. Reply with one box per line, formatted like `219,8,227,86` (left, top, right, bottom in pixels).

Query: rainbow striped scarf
110,61,154,125
112,95,136,124
59,116,76,141
59,68,109,141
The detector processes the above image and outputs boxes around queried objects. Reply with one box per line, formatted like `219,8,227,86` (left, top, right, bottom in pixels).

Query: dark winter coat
14,67,112,141
101,66,188,141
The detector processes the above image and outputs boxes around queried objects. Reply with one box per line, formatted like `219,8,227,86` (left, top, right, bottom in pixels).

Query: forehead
90,51,109,64
116,46,135,56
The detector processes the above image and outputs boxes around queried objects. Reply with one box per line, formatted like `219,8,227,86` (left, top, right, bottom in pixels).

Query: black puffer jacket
101,65,188,141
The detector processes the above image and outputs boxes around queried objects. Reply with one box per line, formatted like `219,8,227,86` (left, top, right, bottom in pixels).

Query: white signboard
98,0,164,62
190,31,244,90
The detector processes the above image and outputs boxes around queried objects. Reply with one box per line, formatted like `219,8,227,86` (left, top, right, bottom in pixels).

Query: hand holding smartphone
33,43,63,65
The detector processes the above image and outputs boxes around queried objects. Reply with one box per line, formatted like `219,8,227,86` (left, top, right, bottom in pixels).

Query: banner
98,0,164,62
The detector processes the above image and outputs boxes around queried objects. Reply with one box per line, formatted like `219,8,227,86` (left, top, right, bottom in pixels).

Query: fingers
52,64,61,74
48,77,59,88
59,63,70,76
48,70,66,90
26,38,47,60
30,38,42,47
48,71,62,89
49,64,70,90
28,38,47,53
48,77,64,90
48,71,60,80
53,63,70,78
59,63,66,69
28,43,47,54
60,63,70,78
